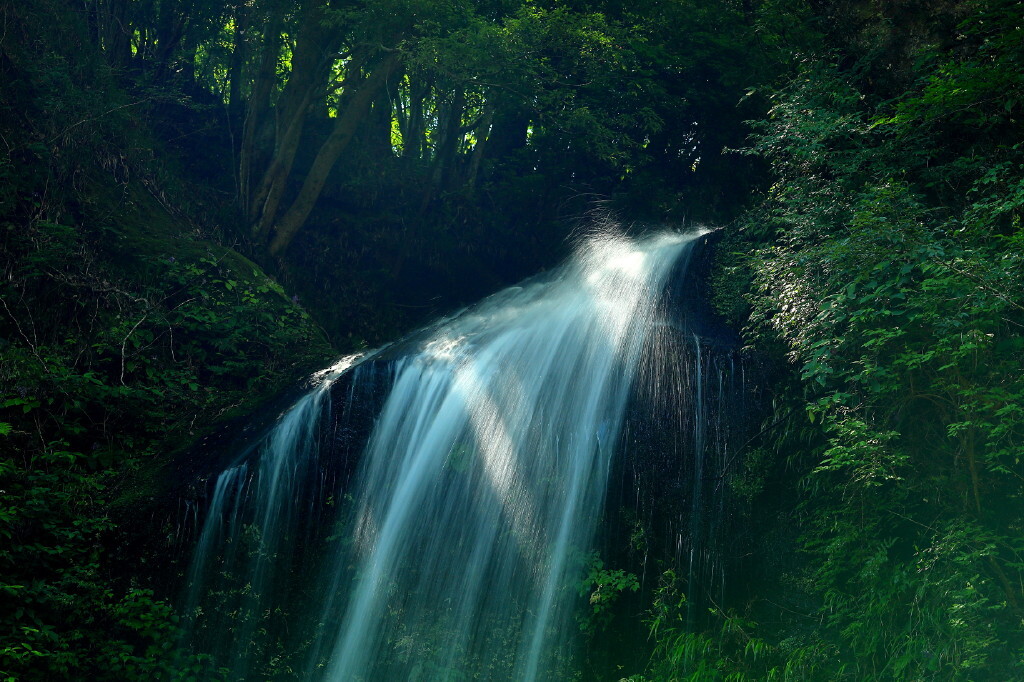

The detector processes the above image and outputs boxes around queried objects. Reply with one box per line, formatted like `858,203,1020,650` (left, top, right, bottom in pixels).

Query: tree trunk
466,97,496,188
239,3,284,212
366,84,395,160
268,53,400,255
401,74,431,160
227,1,251,120
153,0,193,77
249,0,343,239
99,0,132,67
418,86,465,212
249,86,315,238
487,103,530,160
272,0,339,129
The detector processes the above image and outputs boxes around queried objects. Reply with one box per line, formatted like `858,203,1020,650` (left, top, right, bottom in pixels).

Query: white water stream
184,229,706,680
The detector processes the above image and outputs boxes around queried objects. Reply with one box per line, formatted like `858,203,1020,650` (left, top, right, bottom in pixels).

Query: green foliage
5,0,1023,680
577,552,639,636
713,2,1024,678
0,2,331,678
639,571,830,682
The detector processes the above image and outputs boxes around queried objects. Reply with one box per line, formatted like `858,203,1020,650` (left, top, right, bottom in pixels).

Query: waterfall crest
182,229,709,680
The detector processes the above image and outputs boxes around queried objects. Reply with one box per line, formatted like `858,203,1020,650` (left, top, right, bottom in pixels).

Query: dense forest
1,0,1022,679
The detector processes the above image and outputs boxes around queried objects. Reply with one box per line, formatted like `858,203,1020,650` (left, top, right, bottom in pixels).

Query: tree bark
268,53,400,255
466,97,496,188
417,86,465,213
249,0,343,239
249,87,313,238
227,1,251,120
153,0,193,77
98,0,132,67
487,103,530,160
366,84,395,160
400,73,431,160
239,2,284,212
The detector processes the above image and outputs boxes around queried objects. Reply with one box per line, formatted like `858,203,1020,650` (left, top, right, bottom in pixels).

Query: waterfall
182,228,736,680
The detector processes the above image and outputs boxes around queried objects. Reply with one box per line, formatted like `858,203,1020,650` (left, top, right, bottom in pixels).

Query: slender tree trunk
154,0,192,78
239,3,284,212
466,98,496,188
487,103,530,160
401,74,431,160
268,53,400,255
84,0,101,48
178,29,197,84
249,86,315,238
227,1,251,120
99,0,132,67
418,86,465,212
366,85,395,159
393,70,408,149
249,0,342,238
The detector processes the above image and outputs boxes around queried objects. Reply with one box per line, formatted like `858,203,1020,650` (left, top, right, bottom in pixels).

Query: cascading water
181,228,746,680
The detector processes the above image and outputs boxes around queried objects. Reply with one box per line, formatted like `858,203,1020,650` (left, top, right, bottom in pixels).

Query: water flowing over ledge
180,228,751,680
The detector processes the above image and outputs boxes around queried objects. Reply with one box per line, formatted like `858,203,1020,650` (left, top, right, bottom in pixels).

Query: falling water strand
183,230,708,681
181,462,247,624
686,334,704,632
181,354,364,677
312,230,702,681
